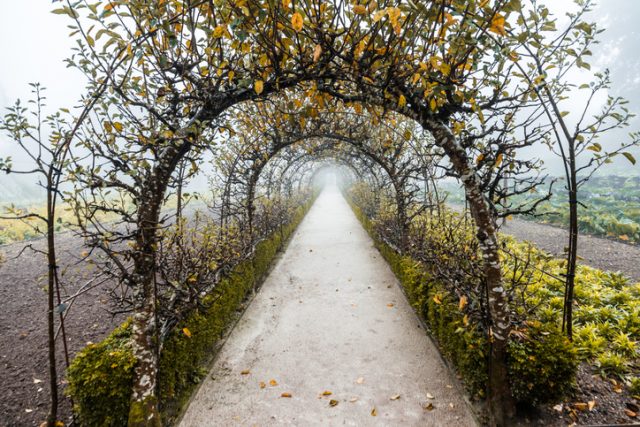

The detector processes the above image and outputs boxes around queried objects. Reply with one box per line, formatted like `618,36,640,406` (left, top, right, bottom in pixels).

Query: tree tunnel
33,1,613,425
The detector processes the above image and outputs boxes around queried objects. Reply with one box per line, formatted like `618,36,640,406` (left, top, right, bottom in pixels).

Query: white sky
0,1,639,176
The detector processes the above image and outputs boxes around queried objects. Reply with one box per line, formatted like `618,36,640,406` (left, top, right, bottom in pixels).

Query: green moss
67,197,315,426
128,396,161,427
65,320,137,427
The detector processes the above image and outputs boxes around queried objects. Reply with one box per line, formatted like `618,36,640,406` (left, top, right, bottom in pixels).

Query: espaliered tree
52,0,606,425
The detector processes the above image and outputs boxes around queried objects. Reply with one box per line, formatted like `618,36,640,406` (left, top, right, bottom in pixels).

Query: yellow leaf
291,12,304,32
104,3,115,11
329,399,339,406
476,153,485,164
429,98,437,111
259,381,266,389
433,295,442,304
459,295,468,311
182,328,192,338
269,379,278,386
241,369,250,375
373,9,386,22
353,4,367,15
281,392,292,398
390,394,401,400
254,80,264,95
489,14,506,36
463,314,469,326
322,390,333,396
103,121,113,133
313,44,322,62
213,25,226,39
113,122,123,132
619,234,630,241
495,153,503,167
371,407,378,416
282,0,291,9
398,94,406,108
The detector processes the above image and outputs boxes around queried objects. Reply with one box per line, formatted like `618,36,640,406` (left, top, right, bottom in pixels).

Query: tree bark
127,140,191,426
46,185,59,427
422,118,515,426
562,143,579,340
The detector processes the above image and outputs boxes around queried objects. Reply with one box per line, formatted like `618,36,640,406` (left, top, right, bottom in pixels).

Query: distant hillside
0,174,44,206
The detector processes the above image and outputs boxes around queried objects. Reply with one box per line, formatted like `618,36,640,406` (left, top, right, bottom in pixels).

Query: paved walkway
179,186,477,426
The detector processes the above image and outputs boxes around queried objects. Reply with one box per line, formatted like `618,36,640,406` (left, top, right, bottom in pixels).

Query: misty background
0,0,639,204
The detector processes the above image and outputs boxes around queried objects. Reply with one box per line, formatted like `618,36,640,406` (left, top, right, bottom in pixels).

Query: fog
0,0,638,203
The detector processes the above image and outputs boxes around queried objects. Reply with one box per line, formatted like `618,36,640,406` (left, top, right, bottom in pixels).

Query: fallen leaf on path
426,393,435,399
259,381,266,389
574,402,588,411
449,403,455,409
349,397,358,402
423,402,434,411
329,399,339,407
269,379,278,386
182,328,192,338
240,369,250,375
371,407,377,416
356,377,364,384
390,394,401,400
552,404,563,412
33,378,43,384
321,390,332,396
281,392,292,398
387,303,394,308
625,409,637,418
588,401,596,411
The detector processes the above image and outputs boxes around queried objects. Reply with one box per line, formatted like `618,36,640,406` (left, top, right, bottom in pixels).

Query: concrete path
179,186,477,426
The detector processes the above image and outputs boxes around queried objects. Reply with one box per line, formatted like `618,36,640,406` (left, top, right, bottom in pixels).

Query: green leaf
622,152,636,165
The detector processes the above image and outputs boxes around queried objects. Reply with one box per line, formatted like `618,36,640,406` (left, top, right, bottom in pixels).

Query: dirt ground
0,233,124,427
0,205,638,426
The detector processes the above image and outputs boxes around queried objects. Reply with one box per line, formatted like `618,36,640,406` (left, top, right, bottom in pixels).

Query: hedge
66,200,313,426
348,201,578,404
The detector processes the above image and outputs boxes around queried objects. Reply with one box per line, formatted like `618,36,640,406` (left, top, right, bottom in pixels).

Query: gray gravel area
500,217,640,282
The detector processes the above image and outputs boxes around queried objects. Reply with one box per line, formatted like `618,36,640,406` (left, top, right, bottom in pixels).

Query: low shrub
66,321,137,427
508,323,578,404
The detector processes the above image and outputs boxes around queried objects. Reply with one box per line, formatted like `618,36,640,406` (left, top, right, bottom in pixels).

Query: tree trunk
128,140,191,426
127,191,163,427
46,187,59,427
393,184,409,250
562,148,579,340
422,118,515,426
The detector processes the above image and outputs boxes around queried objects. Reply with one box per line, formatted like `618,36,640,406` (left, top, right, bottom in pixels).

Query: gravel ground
500,217,640,282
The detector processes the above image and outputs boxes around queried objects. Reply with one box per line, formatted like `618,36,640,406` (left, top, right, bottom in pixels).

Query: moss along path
179,186,477,426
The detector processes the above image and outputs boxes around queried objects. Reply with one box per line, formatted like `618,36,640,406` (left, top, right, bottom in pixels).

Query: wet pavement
179,186,477,426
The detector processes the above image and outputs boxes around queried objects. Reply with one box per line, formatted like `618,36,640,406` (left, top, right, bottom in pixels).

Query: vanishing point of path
179,186,477,426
